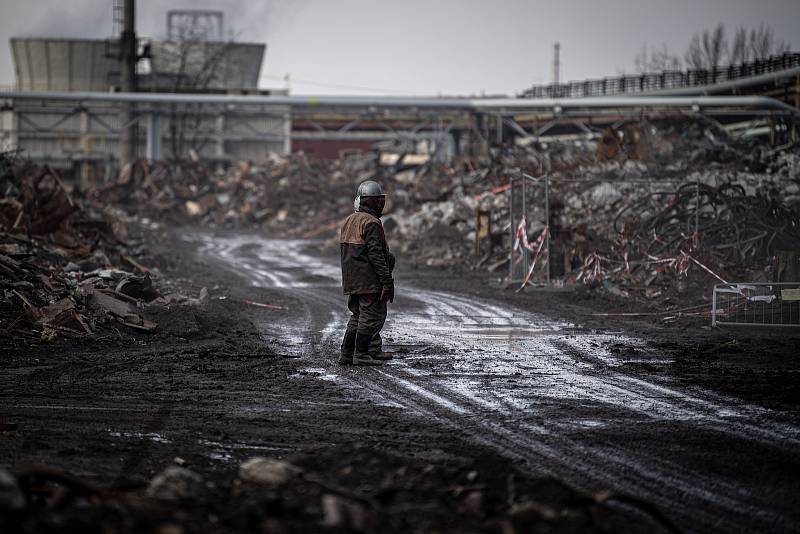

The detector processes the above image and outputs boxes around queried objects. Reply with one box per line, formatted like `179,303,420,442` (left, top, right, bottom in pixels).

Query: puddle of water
262,325,308,357
294,367,340,382
378,370,468,415
196,234,340,288
575,419,606,428
461,325,564,334
192,232,800,452
108,430,171,444
623,358,676,364
198,438,291,452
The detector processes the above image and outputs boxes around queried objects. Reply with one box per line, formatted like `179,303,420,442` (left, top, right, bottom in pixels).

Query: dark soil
397,264,800,412
1,229,798,534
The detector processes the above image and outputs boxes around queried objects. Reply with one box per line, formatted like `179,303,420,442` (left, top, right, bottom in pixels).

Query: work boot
353,333,382,366
337,349,354,365
367,333,391,360
369,351,393,361
353,351,383,366
338,330,356,365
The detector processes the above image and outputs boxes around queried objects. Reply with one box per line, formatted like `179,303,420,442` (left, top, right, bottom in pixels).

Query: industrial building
2,5,798,174
1,12,290,175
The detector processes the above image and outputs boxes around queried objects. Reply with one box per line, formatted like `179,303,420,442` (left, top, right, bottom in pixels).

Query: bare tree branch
730,27,749,64
634,43,681,73
154,18,239,161
685,23,789,69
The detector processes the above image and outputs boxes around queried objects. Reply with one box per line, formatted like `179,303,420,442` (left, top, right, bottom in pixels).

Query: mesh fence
712,283,800,327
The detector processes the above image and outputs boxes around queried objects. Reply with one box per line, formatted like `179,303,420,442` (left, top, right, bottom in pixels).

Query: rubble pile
380,159,505,267
389,121,800,309
0,450,672,533
92,118,799,296
564,180,800,306
8,116,796,320
0,155,202,342
618,182,799,269
92,154,359,235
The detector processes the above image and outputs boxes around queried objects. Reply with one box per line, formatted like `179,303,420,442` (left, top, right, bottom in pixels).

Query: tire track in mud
192,232,800,534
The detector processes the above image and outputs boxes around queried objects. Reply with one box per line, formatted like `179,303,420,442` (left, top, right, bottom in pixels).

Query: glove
380,281,394,303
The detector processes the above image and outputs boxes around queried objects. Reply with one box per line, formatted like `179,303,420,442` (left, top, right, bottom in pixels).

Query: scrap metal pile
609,182,799,278
0,154,204,343
382,120,800,314
544,132,799,311
568,180,800,310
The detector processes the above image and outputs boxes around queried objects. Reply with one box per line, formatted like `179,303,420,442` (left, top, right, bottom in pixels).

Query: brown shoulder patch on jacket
340,211,381,244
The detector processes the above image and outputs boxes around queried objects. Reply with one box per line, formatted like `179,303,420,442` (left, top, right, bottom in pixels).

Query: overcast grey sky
0,0,798,95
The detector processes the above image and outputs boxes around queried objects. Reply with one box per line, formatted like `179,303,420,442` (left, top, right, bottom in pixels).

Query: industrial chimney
552,41,560,85
119,0,137,166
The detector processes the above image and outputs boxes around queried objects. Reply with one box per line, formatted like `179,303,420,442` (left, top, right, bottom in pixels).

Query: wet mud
2,230,799,533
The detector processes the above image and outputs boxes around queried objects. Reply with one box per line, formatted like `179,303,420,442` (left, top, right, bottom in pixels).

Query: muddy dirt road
3,231,799,533
193,232,800,533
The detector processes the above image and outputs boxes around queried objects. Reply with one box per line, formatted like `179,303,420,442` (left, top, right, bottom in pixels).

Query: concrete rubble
3,116,799,332
238,457,300,486
0,155,207,343
0,469,25,512
145,466,206,502
0,450,659,533
394,120,797,314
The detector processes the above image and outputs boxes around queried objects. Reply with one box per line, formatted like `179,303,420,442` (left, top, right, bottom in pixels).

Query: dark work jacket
340,209,394,295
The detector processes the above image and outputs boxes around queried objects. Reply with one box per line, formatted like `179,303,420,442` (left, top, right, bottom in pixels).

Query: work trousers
344,293,387,355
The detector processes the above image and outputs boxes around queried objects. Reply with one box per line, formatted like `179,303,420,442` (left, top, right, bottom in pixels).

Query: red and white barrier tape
515,224,550,290
680,251,728,284
575,250,727,286
472,183,512,201
576,252,604,284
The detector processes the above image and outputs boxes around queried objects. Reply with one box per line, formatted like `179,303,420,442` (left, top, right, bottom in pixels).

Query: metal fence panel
508,173,550,287
712,283,800,327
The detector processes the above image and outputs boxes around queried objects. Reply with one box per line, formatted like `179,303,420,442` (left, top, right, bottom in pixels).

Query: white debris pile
386,186,507,267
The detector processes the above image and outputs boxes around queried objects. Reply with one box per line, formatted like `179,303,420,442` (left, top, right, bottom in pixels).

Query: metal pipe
522,173,527,279
509,173,515,282
694,179,700,238
145,112,161,160
712,286,718,327
641,66,800,97
545,174,550,287
1,91,797,115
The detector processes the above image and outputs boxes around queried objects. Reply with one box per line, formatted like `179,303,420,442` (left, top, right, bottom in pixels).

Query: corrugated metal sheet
11,38,118,91
10,38,265,92
149,41,264,90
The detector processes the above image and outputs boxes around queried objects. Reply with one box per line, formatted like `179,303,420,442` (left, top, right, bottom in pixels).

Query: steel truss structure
1,90,797,165
520,52,800,99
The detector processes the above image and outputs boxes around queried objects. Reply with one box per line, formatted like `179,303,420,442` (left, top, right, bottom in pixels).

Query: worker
338,180,395,366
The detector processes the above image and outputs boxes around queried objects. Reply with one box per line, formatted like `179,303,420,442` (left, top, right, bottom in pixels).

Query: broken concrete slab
238,458,300,486
87,288,157,332
88,289,134,318
0,469,25,511
116,272,160,302
146,466,205,502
